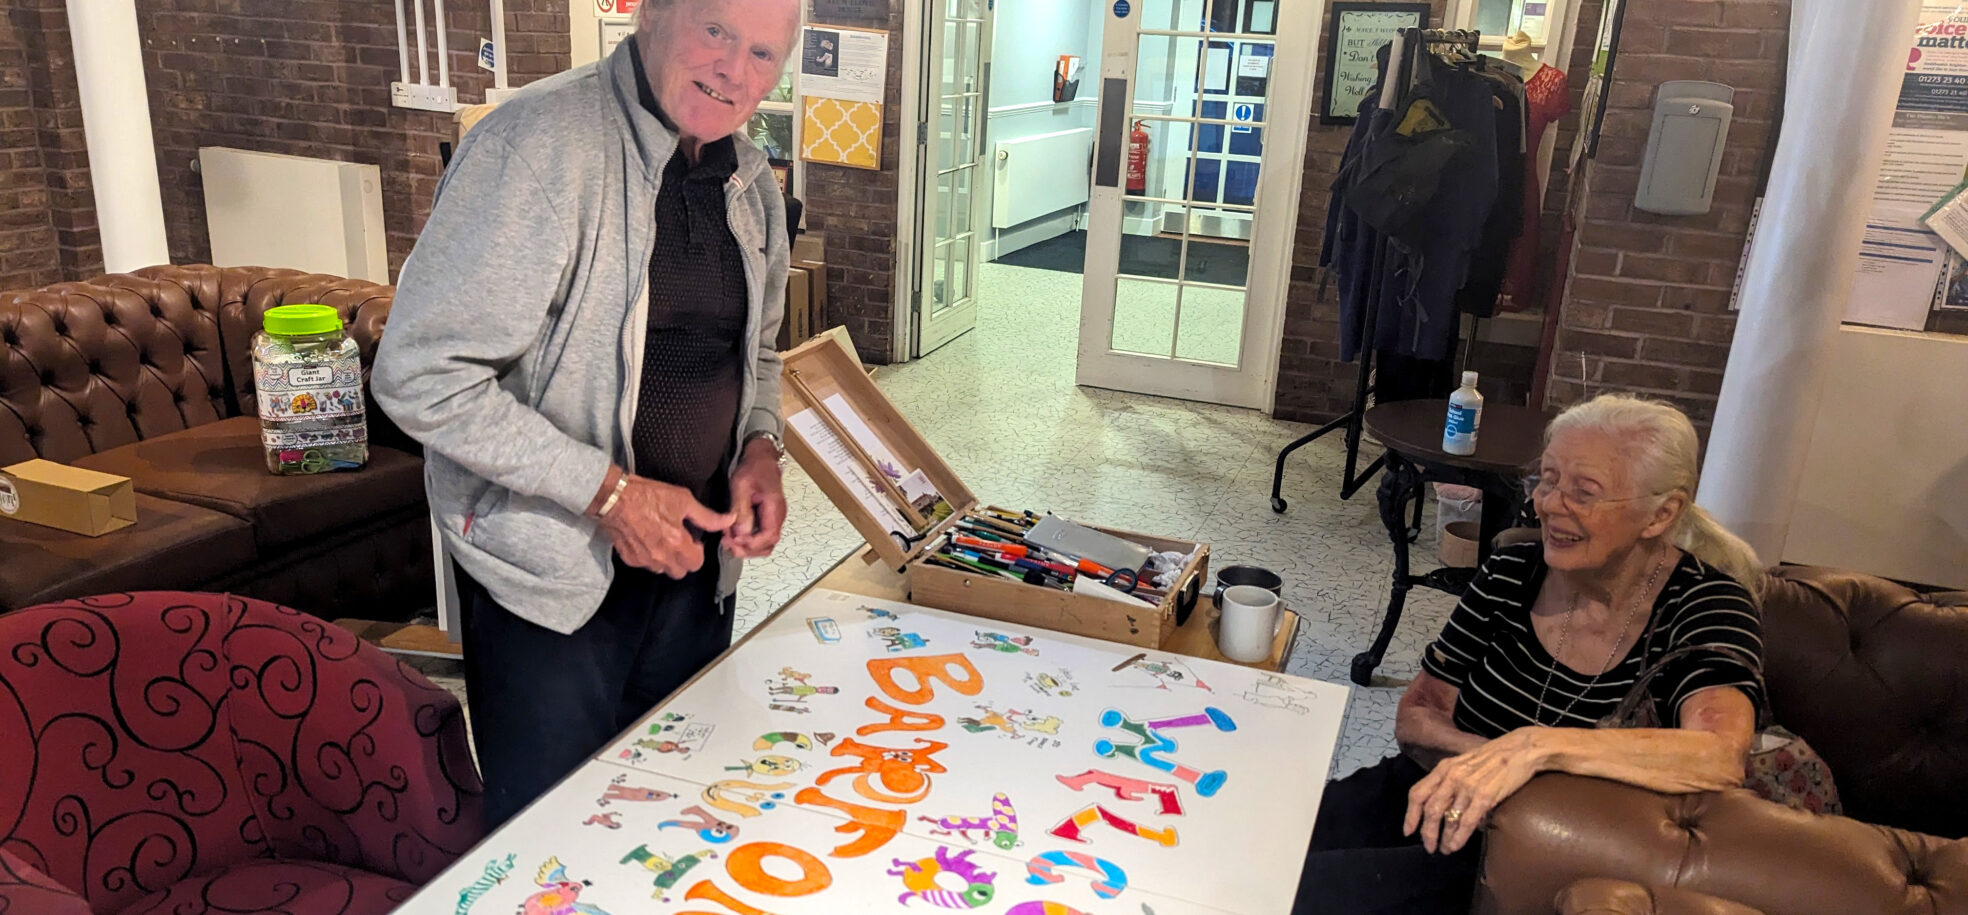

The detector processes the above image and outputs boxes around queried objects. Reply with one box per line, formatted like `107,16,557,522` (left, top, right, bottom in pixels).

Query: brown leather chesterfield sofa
0,266,433,620
1480,566,1968,915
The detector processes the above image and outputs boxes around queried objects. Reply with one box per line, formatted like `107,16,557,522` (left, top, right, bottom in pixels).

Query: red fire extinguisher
1126,120,1150,196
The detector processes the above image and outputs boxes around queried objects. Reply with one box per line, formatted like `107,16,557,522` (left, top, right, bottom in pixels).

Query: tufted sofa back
0,266,394,467
1760,565,1968,839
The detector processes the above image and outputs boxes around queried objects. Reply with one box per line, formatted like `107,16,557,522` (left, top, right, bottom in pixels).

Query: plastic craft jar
252,304,369,475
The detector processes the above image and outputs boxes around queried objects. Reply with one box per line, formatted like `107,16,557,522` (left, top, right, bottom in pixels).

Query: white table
393,588,1348,914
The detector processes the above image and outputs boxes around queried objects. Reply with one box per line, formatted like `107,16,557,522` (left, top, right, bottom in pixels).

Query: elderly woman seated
1294,394,1768,915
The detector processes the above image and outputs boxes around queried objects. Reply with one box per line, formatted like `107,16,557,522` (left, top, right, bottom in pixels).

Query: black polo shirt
628,42,749,512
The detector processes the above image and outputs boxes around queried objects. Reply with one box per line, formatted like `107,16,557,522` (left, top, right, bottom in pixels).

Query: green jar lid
262,304,343,336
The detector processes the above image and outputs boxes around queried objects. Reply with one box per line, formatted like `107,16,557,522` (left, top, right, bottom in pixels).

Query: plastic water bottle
1443,371,1483,456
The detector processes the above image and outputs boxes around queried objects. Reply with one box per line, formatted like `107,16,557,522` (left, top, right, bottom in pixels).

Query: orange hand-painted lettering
793,787,905,857
680,879,779,915
723,842,832,897
857,696,947,735
815,737,949,804
866,652,985,705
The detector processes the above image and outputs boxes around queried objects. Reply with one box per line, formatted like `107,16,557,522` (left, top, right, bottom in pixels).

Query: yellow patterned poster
802,96,883,170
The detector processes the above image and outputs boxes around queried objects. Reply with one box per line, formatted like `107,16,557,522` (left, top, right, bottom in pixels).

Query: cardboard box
779,333,1209,649
0,459,137,537
791,232,827,336
778,266,815,351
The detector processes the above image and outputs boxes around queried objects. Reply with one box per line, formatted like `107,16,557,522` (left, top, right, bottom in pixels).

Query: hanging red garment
1501,63,1572,310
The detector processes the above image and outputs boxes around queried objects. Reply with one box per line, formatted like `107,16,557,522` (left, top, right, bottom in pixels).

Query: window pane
747,111,794,160
767,65,795,103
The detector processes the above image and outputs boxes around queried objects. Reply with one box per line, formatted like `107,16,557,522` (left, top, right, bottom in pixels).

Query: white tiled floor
420,262,1463,780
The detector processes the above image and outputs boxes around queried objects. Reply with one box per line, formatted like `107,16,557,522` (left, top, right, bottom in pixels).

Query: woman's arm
1395,669,1489,768
1534,685,1754,791
1404,685,1756,854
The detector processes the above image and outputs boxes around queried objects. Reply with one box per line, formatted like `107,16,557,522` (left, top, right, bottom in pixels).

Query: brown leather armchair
1478,566,1968,915
0,266,433,620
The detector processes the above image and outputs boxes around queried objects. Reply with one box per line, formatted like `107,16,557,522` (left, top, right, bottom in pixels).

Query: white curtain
1699,0,1923,562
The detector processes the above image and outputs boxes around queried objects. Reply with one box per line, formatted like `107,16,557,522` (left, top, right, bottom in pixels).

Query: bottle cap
1462,371,1479,387
263,304,343,337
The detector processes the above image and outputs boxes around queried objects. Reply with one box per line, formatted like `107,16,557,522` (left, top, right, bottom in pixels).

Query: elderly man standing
373,0,801,826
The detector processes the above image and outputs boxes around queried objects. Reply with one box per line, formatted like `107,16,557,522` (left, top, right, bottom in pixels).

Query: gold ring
1445,808,1463,822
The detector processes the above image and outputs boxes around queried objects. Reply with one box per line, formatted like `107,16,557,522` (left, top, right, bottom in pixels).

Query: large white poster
394,590,1349,914
1851,3,1968,329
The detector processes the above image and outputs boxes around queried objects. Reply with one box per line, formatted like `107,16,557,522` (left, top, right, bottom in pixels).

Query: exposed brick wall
5,2,571,288
136,0,572,278
1543,0,1788,431
7,0,92,286
803,0,905,364
0,6,61,290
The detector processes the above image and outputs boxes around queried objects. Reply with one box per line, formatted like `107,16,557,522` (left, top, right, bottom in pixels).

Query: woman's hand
1403,727,1550,854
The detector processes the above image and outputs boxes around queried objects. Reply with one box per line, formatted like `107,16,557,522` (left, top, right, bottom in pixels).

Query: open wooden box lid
778,333,979,569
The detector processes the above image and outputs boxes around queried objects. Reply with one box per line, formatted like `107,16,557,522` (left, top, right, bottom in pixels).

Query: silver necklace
1533,549,1668,727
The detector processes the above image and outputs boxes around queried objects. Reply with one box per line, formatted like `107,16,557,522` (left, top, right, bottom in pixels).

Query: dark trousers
1293,755,1483,915
454,556,735,828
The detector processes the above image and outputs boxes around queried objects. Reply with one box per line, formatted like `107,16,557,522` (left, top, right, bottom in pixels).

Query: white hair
1545,394,1765,594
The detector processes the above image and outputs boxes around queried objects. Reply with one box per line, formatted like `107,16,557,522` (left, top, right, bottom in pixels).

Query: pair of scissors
1104,568,1141,594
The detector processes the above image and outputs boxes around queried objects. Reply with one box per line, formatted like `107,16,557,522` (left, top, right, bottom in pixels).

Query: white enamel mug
1217,584,1282,663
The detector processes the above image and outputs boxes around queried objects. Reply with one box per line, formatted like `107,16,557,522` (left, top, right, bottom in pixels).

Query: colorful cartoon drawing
1239,673,1317,714
918,792,1020,850
616,747,646,765
725,755,805,777
1093,708,1231,797
521,857,611,915
755,731,813,751
702,779,794,818
766,667,840,702
1025,851,1127,900
1118,655,1213,693
957,705,1064,742
598,774,675,807
888,846,998,908
862,605,899,621
872,626,929,652
808,617,843,643
641,713,715,757
453,852,516,915
290,392,319,414
771,703,812,714
656,805,739,843
1056,770,1185,815
1024,669,1078,698
1049,804,1178,846
583,812,622,830
620,844,717,899
1005,904,1092,915
971,630,1038,655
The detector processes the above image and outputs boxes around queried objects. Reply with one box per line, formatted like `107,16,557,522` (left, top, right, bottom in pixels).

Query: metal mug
1212,565,1283,610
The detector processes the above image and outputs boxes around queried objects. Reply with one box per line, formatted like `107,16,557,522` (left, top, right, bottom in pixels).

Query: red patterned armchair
0,592,485,914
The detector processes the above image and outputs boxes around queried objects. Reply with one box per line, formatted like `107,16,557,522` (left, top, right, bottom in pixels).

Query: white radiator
198,147,388,283
991,128,1093,229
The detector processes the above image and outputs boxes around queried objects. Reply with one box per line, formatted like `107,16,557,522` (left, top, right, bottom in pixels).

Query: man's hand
725,437,787,560
594,471,735,578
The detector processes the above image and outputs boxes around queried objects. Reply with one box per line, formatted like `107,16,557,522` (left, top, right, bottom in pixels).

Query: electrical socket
391,82,459,113
485,87,519,105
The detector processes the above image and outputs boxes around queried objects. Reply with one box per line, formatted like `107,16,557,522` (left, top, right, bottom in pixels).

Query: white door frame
891,0,929,364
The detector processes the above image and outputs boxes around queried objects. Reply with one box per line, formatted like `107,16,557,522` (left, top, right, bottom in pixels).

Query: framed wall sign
1320,2,1430,125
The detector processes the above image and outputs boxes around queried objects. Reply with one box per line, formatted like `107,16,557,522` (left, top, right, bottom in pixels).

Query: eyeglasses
1522,474,1675,516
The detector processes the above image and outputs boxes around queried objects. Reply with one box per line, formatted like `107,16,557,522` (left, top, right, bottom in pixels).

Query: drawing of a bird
520,857,611,915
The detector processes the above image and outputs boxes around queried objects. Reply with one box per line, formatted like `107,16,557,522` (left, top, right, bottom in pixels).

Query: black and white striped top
1420,541,1765,738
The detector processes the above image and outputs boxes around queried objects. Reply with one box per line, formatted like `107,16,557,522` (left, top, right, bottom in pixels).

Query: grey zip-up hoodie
373,39,788,635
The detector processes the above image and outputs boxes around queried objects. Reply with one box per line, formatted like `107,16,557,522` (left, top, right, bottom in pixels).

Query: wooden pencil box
778,333,1208,649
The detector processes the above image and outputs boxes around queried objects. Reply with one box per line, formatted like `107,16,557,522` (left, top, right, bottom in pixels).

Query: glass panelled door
916,0,992,356
1077,0,1316,408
